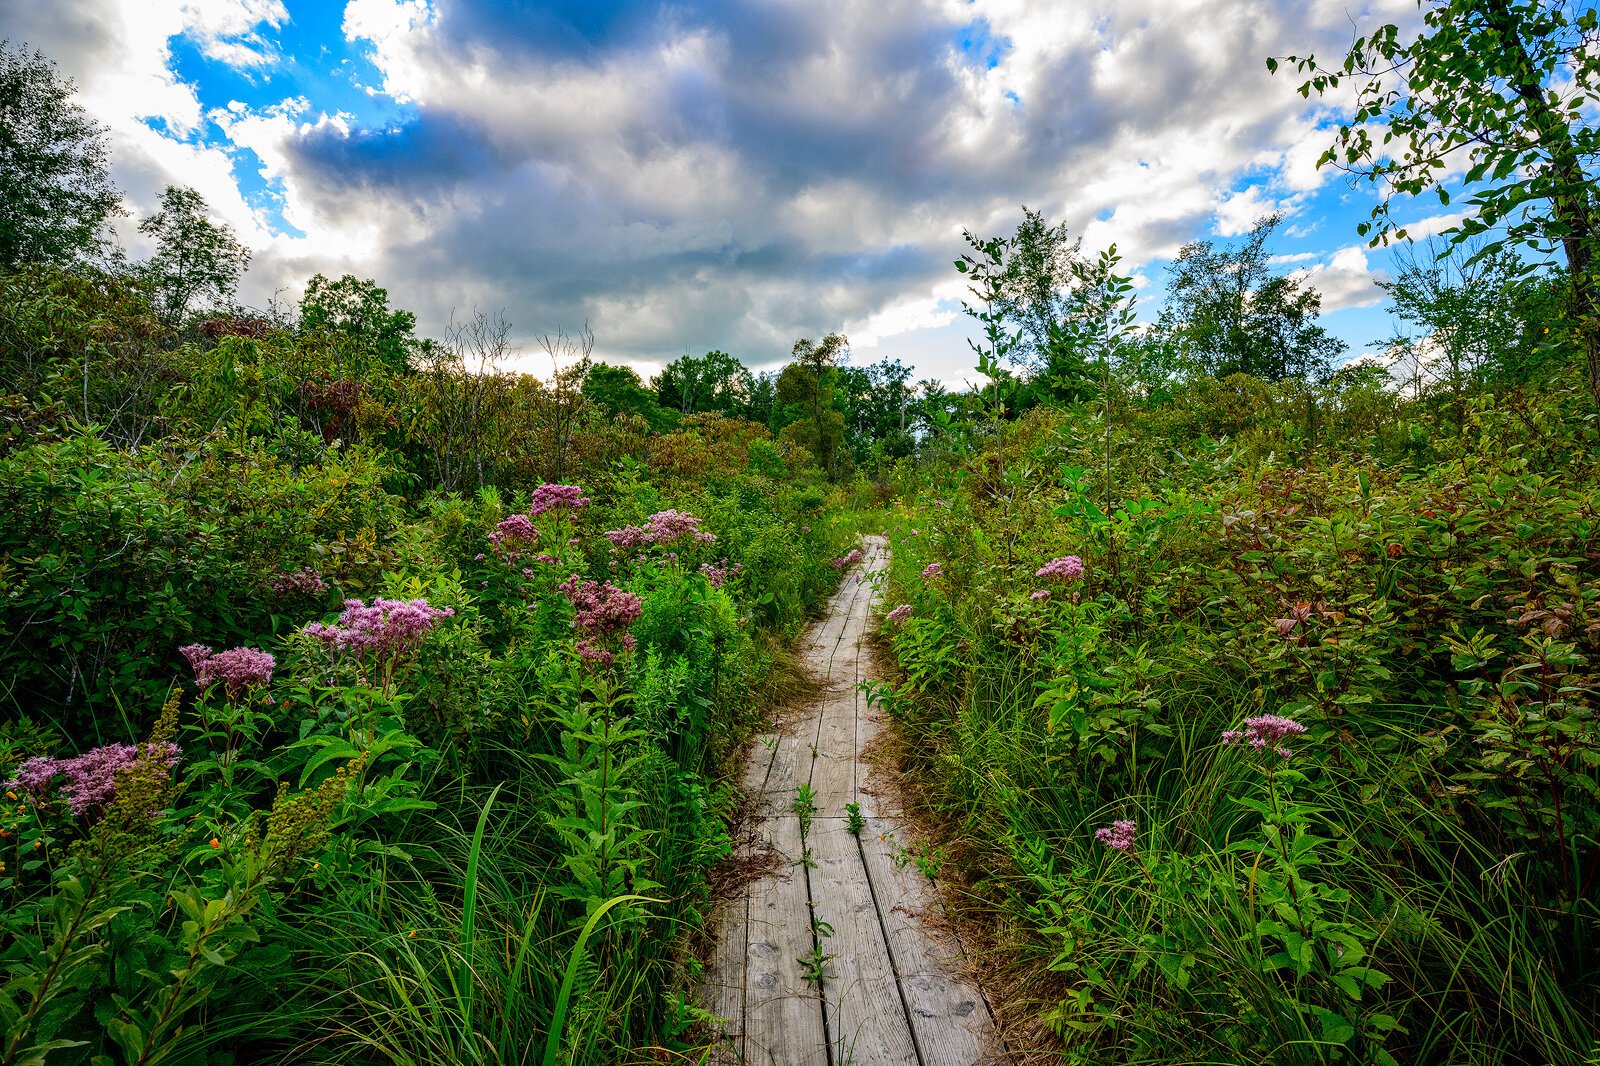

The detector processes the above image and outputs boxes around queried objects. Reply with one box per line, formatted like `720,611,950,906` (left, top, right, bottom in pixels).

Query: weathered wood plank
742,816,830,1066
704,893,748,1064
860,813,995,1066
809,819,920,1066
705,536,1003,1065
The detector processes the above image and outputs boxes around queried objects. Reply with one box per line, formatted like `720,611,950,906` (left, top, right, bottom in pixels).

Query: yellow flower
407,930,417,939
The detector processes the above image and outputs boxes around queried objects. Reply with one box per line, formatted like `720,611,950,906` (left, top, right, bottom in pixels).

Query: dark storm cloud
292,110,503,191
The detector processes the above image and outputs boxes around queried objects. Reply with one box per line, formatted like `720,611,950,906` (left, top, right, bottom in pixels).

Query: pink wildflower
604,510,716,549
699,559,743,587
921,562,943,581
1029,589,1051,602
1221,715,1308,759
558,576,643,636
1036,556,1085,582
560,576,642,667
528,483,591,516
7,742,181,817
180,644,276,700
1094,819,1136,852
489,514,538,551
831,548,865,570
575,640,613,665
303,598,455,672
268,567,328,597
886,603,912,626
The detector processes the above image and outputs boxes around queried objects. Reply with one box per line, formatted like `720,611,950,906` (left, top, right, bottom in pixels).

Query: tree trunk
1486,0,1600,407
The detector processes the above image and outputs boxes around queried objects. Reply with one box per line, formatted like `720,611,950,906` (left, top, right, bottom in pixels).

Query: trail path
704,537,1002,1065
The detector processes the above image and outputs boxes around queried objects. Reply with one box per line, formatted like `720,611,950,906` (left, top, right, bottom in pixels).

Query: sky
4,0,1469,386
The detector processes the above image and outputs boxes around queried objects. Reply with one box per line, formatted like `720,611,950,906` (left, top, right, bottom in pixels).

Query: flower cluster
304,599,455,663
8,742,181,816
528,483,591,516
558,575,643,666
1094,819,1136,852
921,562,943,581
832,548,864,570
1029,589,1051,602
180,644,276,700
886,603,912,626
269,566,328,597
1221,714,1308,759
604,510,716,549
1036,555,1085,582
699,559,744,588
489,513,539,551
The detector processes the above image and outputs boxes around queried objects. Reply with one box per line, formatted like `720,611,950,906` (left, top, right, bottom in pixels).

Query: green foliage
1158,213,1345,382
582,361,670,430
652,349,752,417
0,41,122,270
1275,0,1600,406
299,273,417,377
0,249,856,1060
136,186,250,327
878,372,1600,1065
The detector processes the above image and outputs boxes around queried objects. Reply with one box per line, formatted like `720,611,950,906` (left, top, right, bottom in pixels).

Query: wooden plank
809,819,920,1066
755,730,811,820
859,813,995,1066
703,894,748,1065
808,692,859,812
706,536,1012,1065
743,816,830,1066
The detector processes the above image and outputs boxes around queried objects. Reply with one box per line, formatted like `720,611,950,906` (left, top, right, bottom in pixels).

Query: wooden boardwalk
705,537,1002,1066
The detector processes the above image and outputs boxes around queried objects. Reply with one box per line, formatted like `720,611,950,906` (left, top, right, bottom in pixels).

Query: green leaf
1312,1006,1356,1044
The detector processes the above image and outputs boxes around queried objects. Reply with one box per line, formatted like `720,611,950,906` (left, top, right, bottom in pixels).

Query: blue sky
10,0,1476,384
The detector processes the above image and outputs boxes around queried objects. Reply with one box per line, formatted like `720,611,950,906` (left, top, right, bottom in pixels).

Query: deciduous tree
137,185,250,326
0,41,121,269
1275,0,1600,403
1158,214,1344,382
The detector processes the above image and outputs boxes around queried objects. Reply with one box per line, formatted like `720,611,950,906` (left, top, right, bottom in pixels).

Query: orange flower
210,837,221,848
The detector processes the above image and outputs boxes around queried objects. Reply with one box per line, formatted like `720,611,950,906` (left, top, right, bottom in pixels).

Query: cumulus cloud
1292,245,1391,312
13,0,1425,373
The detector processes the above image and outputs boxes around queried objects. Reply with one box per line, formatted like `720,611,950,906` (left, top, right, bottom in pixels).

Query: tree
997,208,1084,370
138,185,250,326
1158,214,1345,381
1275,0,1600,404
1380,240,1566,417
958,210,1108,405
407,310,515,491
582,362,670,429
0,41,122,269
299,274,417,376
775,333,850,477
653,349,753,416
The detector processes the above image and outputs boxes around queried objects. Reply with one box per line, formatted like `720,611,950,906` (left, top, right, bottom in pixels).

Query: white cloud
179,0,288,69
1214,185,1301,237
17,0,1433,376
1292,245,1390,312
1395,210,1470,242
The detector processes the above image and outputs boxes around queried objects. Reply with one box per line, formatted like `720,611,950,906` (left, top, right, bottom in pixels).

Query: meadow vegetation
5,5,1600,1061
874,337,1600,1065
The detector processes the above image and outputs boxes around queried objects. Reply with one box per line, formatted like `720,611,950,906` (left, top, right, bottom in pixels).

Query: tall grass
874,397,1600,1063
